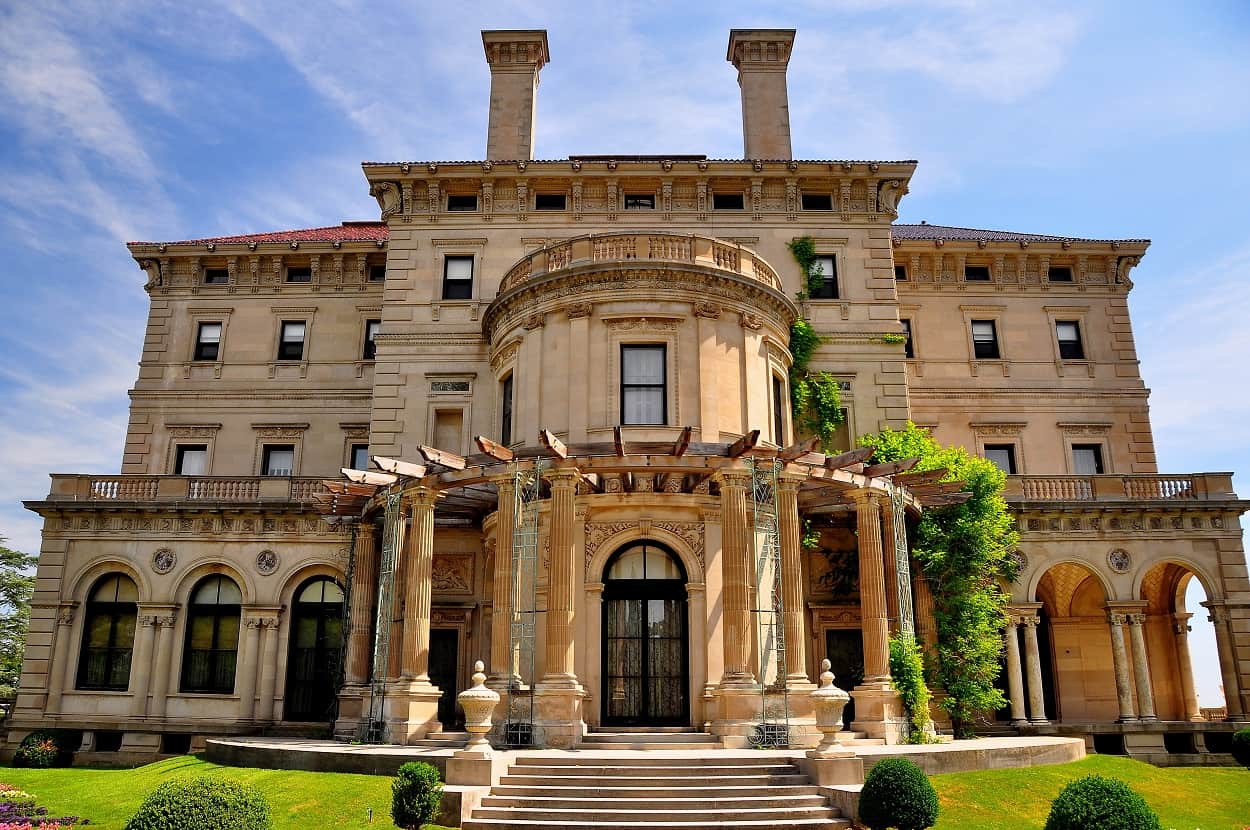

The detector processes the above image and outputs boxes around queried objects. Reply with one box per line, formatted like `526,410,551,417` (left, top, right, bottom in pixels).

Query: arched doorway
1035,562,1115,722
284,576,345,721
602,540,689,726
1139,561,1215,721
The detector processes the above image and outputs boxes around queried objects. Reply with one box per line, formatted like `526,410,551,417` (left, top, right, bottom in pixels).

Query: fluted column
488,475,517,688
401,488,438,681
129,612,159,717
880,495,900,631
1204,603,1246,720
913,569,938,659
1172,613,1202,722
1022,615,1049,723
45,604,77,714
718,470,756,685
776,475,808,683
852,489,891,683
236,615,263,721
345,524,379,685
1126,613,1157,721
1003,615,1027,725
1107,611,1138,722
542,469,579,683
148,612,177,719
255,613,281,722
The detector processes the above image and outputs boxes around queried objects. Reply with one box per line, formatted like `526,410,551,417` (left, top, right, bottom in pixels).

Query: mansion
5,28,1249,764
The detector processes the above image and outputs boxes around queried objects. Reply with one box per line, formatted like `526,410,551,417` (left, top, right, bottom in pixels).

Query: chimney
726,29,796,160
481,30,551,161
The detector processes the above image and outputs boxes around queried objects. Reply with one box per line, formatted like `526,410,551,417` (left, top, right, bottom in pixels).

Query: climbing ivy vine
786,236,844,451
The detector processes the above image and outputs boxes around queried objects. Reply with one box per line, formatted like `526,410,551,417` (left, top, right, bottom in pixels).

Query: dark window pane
712,192,744,210
984,444,1017,474
964,265,991,281
971,320,1000,359
175,445,207,475
443,256,473,300
446,194,478,212
278,321,305,360
350,444,369,470
1072,444,1104,475
801,193,833,210
772,375,785,445
1056,321,1084,360
1048,266,1074,282
534,193,566,210
894,264,908,280
809,255,838,299
286,266,312,283
501,374,514,446
263,445,295,476
194,322,221,361
624,194,654,209
203,268,229,285
900,319,914,359
369,264,386,282
363,319,381,360
621,345,666,425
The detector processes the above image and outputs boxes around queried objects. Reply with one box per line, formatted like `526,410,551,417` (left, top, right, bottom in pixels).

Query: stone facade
6,27,1248,763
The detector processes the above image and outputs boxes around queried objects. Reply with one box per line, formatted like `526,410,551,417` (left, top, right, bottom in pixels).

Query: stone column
401,488,438,681
345,524,379,685
1204,603,1246,720
718,470,755,685
236,615,263,721
777,475,809,683
1172,613,1203,722
488,475,517,688
128,611,160,717
686,582,708,728
45,604,77,715
913,570,938,657
1022,615,1049,724
148,612,177,719
879,495,900,631
534,468,585,748
1107,611,1138,722
1126,613,1157,722
1003,615,1027,725
255,614,281,723
853,490,890,683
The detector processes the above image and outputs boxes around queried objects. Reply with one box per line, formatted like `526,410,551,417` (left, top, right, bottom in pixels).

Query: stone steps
410,731,468,747
463,753,850,830
579,728,723,751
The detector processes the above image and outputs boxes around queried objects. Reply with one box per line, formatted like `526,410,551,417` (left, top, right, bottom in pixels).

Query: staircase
462,754,851,829
580,726,722,751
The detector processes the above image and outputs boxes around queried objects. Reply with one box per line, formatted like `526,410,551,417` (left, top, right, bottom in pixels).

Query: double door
603,591,688,725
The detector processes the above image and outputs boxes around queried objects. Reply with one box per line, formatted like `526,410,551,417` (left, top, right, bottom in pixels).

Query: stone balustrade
45,474,329,504
497,231,783,294
1006,473,1234,503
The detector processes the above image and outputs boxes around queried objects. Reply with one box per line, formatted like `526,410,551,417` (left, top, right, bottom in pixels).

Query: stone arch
68,556,150,604
1132,557,1219,606
170,559,254,607
1034,561,1118,722
274,561,346,610
1136,559,1216,721
585,523,704,585
1027,558,1113,608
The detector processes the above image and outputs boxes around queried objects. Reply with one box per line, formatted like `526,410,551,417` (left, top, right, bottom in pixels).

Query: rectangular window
350,444,369,471
964,265,991,281
203,268,229,285
500,374,514,446
443,256,473,300
984,444,1017,474
363,319,381,360
772,375,786,445
971,320,1000,359
620,344,667,425
624,194,655,210
1048,266,1074,282
901,319,915,359
194,322,222,361
1072,444,1104,475
278,321,305,360
808,255,838,299
369,264,386,282
286,265,312,283
262,445,295,476
894,264,908,280
1056,321,1084,360
712,192,744,210
175,445,208,475
446,194,478,212
801,193,834,211
534,193,567,210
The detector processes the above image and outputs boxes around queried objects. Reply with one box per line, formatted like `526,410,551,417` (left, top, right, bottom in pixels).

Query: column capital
847,487,885,507
544,467,582,488
713,468,752,489
1107,610,1128,626
584,581,604,595
408,486,441,508
1125,612,1147,626
489,472,517,492
777,474,805,494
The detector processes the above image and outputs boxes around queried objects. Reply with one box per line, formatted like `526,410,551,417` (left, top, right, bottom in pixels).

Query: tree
858,423,1019,737
1,537,37,700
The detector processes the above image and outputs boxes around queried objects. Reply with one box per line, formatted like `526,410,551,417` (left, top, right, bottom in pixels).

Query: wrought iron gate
503,459,544,746
748,457,791,747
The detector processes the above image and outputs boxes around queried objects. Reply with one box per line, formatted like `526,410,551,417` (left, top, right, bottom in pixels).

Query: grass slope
931,755,1249,830
1,755,453,830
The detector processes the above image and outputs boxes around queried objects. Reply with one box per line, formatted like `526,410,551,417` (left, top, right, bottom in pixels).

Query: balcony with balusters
35,474,330,506
1005,472,1237,504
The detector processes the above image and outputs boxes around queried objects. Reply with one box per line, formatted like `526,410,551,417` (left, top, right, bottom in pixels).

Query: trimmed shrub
124,777,271,830
858,756,939,830
1232,727,1250,768
391,761,443,830
13,730,79,768
1044,774,1161,830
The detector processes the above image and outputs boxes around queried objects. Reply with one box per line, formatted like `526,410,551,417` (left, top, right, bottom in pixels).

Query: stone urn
456,660,501,752
809,658,852,758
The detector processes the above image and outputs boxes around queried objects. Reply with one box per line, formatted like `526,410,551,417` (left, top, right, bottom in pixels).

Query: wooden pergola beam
908,481,967,497
779,436,821,461
474,436,514,462
417,444,467,471
370,456,427,478
539,429,568,459
672,426,693,457
613,426,627,457
824,446,875,470
726,429,760,458
863,457,920,478
342,468,398,486
893,468,948,487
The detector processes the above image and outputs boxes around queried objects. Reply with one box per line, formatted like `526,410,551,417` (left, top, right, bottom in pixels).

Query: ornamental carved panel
432,553,474,595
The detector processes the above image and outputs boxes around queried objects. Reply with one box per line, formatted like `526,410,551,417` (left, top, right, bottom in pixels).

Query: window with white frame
1056,321,1084,360
277,321,306,360
620,345,666,425
442,256,474,300
194,322,222,361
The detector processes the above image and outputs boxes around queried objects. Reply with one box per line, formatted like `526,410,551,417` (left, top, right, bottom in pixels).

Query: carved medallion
152,548,177,575
256,549,280,575
1107,548,1131,574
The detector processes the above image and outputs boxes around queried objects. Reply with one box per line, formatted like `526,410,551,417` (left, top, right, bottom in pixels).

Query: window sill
68,689,134,696
173,692,238,699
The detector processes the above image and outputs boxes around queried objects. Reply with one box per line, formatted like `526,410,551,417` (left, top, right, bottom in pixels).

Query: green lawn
0,755,452,830
931,755,1249,830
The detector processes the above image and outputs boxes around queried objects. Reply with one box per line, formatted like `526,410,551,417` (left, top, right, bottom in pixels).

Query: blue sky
1,1,1247,707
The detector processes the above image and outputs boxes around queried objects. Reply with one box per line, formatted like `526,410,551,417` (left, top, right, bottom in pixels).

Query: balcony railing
45,474,330,504
497,232,784,294
1006,473,1235,503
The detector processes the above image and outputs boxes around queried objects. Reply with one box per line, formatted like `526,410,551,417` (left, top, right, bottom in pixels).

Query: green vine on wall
889,634,938,744
787,237,844,451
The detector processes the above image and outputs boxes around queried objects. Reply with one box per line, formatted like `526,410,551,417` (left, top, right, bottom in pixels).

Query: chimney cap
482,29,551,68
727,28,796,64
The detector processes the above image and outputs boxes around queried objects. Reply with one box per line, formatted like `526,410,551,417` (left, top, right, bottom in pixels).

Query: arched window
181,575,242,694
284,576,346,721
76,574,139,690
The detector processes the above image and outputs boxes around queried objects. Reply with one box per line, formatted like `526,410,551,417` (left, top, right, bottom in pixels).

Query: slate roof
892,223,1149,245
129,222,389,247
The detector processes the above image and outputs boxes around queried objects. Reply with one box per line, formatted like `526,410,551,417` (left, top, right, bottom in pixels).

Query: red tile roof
893,223,1148,245
128,222,389,247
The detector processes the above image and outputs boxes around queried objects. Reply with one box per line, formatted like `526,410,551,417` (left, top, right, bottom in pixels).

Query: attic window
203,268,229,285
964,265,991,281
894,265,908,280
369,264,386,282
1048,266,1074,282
535,193,567,210
624,194,655,210
713,193,744,210
801,193,834,211
286,266,312,283
446,194,478,212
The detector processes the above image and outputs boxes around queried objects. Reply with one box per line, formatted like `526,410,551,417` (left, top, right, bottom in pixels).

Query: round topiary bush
1044,774,1161,830
391,761,444,830
858,756,939,830
124,777,271,830
1232,727,1250,769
